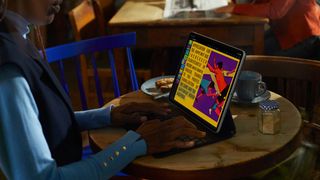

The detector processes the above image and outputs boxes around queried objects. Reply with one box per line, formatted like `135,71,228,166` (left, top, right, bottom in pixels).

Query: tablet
169,32,246,133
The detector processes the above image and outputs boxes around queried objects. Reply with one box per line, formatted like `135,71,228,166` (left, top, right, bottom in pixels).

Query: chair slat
74,57,88,110
46,33,136,63
45,33,138,109
107,50,121,98
126,47,139,91
58,60,70,96
89,53,104,107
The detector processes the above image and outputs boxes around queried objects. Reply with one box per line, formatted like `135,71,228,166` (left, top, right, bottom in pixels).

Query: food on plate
155,78,174,92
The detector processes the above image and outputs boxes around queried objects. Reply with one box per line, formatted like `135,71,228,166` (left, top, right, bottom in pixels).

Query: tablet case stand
213,109,236,138
153,108,236,158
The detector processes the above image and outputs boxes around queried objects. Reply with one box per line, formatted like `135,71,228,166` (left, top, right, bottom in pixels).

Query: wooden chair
68,0,109,108
92,0,116,27
45,32,139,109
91,0,152,90
242,55,320,179
243,55,320,143
68,0,150,104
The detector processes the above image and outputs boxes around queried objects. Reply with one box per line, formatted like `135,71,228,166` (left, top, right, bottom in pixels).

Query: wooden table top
108,1,269,27
89,91,302,179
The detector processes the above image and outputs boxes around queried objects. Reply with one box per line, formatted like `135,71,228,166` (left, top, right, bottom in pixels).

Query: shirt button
115,151,120,156
122,146,127,151
109,156,114,161
103,162,108,167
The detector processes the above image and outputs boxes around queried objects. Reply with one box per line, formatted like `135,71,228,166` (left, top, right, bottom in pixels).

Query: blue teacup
236,71,267,101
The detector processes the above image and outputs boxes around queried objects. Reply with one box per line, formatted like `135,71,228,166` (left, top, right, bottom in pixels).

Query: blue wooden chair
45,32,139,110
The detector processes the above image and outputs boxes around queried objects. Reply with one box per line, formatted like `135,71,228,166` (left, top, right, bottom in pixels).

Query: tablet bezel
169,32,246,134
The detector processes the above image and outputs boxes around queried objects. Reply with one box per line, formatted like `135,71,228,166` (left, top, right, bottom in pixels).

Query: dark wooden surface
108,1,268,51
89,91,302,179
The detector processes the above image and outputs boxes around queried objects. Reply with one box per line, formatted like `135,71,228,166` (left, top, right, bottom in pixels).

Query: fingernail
140,116,148,122
201,132,206,136
186,141,195,146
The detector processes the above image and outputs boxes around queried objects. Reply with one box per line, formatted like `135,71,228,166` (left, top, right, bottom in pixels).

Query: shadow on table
243,141,319,180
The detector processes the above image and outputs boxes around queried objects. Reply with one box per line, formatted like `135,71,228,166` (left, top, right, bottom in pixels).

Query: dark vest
0,21,82,166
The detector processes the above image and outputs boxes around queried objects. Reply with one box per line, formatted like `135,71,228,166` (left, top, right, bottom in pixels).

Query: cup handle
255,81,267,97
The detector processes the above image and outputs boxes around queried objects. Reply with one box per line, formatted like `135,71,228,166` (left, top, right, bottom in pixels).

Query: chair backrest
243,55,320,118
244,55,320,110
68,0,109,109
69,0,96,40
45,32,139,110
95,0,116,21
92,0,108,34
243,55,320,144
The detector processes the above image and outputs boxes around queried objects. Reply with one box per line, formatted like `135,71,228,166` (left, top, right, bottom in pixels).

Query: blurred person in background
215,0,320,60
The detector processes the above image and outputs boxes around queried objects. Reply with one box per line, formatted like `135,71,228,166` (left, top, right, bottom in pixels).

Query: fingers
123,102,171,115
163,116,197,129
160,140,195,152
175,141,195,149
117,111,157,125
168,128,206,141
136,119,162,135
141,119,162,126
128,112,148,124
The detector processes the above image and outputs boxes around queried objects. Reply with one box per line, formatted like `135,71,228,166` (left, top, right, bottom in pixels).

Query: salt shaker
258,100,281,135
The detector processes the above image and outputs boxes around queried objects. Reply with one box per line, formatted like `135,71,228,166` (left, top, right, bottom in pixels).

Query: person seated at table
215,0,320,60
0,0,206,179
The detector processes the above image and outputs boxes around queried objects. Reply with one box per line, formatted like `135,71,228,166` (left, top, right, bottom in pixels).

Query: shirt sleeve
232,0,296,20
74,105,114,131
0,64,147,180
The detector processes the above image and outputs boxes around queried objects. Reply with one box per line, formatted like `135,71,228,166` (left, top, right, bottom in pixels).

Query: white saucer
232,91,271,104
141,75,175,97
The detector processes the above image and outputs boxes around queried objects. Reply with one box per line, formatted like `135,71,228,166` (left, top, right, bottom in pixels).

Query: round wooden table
89,91,302,179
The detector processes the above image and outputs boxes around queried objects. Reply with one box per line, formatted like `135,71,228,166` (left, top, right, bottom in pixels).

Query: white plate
141,75,175,97
232,90,271,104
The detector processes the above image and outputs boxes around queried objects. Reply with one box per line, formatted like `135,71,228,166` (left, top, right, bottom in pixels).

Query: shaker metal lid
259,100,280,111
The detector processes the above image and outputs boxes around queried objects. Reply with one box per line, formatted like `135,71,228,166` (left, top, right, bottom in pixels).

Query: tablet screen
170,33,245,132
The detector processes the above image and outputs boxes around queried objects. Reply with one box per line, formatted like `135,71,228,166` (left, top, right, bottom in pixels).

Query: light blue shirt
0,11,147,180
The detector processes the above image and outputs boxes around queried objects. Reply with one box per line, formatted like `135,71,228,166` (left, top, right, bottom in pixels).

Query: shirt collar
4,10,30,39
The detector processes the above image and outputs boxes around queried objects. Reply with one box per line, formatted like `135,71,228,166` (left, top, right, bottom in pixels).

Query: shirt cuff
89,130,147,178
104,105,114,125
93,130,147,158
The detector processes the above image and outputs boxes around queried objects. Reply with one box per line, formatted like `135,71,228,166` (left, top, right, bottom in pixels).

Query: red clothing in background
232,0,320,49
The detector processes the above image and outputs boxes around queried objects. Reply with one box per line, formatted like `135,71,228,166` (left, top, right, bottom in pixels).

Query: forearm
54,131,146,180
74,105,114,131
233,0,296,20
207,63,215,72
1,122,145,180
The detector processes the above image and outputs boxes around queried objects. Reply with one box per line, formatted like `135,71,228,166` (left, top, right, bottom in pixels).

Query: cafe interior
1,0,320,179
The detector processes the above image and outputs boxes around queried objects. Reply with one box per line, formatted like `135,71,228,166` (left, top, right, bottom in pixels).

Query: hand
214,4,235,14
111,102,171,126
136,116,206,154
